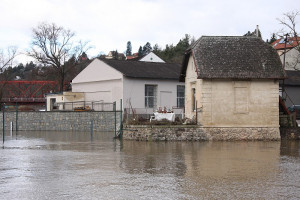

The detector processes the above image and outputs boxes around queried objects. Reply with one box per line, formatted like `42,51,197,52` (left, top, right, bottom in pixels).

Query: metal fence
54,101,115,111
124,107,185,120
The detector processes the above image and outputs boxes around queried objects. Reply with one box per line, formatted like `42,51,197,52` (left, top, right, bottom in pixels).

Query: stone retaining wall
123,125,280,141
0,111,121,132
280,127,300,140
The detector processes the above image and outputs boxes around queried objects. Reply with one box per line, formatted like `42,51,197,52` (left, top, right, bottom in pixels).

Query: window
177,85,185,108
145,85,157,108
192,88,196,112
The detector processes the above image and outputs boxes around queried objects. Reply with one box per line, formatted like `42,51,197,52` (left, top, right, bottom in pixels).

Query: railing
123,106,184,120
54,101,115,111
1,98,46,103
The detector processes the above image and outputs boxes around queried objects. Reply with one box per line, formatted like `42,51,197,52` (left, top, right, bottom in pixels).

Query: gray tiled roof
101,59,181,80
180,36,286,81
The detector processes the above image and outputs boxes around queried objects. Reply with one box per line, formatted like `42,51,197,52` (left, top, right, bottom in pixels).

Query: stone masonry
123,125,281,141
0,111,120,132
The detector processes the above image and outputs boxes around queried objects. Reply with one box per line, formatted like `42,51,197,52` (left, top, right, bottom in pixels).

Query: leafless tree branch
27,22,90,91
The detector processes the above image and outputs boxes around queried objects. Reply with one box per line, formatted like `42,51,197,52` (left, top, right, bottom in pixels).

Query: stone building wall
123,125,280,141
0,111,120,132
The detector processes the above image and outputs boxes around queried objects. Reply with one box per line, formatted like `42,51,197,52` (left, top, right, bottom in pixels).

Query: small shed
180,36,286,139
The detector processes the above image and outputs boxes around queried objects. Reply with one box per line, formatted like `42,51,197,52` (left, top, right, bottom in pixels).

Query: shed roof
101,59,181,80
180,36,286,81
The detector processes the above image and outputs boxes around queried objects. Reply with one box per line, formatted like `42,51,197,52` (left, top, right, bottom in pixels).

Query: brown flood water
0,131,299,200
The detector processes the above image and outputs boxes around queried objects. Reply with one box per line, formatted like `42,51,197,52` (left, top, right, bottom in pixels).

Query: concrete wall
123,77,185,114
0,111,120,132
184,56,279,128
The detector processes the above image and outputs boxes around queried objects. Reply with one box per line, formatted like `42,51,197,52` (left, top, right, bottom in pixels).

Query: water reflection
0,131,299,199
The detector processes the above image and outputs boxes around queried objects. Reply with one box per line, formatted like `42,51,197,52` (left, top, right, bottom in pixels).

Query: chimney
256,25,259,37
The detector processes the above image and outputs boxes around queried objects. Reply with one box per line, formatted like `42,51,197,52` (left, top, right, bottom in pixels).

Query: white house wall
72,59,123,109
72,79,123,109
280,48,300,70
72,59,123,83
139,52,165,63
123,77,184,114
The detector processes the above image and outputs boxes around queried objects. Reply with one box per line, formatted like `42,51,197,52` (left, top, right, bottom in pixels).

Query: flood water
0,131,299,200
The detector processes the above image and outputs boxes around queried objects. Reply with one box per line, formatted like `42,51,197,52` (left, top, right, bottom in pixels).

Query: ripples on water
0,131,299,199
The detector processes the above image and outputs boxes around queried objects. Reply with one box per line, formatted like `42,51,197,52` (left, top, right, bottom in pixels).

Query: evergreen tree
268,33,277,44
126,41,132,56
138,46,143,57
114,50,119,60
152,44,161,54
142,42,152,56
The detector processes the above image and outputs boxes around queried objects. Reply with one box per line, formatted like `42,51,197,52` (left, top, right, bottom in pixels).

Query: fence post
3,103,5,144
16,102,18,132
120,99,123,139
114,101,116,138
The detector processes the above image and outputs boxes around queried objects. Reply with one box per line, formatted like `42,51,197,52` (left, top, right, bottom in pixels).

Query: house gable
72,59,123,84
139,52,165,63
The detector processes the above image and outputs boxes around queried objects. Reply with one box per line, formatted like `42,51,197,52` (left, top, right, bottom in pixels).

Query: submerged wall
0,111,121,132
123,125,280,141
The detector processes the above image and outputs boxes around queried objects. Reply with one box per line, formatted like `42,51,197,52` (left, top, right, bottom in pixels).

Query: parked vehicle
288,105,300,119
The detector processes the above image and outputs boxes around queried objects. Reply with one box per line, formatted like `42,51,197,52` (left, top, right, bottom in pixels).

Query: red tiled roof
271,37,300,50
126,55,139,60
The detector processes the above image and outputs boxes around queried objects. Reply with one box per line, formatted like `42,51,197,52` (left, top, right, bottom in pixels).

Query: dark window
177,85,185,108
145,85,157,108
192,88,196,112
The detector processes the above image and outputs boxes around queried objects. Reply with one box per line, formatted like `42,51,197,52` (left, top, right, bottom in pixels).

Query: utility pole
282,33,289,101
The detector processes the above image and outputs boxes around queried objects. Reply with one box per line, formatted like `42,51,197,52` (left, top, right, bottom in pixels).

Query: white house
72,59,185,115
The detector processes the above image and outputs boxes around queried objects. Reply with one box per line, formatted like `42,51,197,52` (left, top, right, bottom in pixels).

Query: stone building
180,36,286,139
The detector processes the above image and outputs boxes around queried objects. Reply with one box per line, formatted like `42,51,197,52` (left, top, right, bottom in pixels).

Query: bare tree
277,11,300,70
0,46,17,71
27,22,90,92
0,46,18,107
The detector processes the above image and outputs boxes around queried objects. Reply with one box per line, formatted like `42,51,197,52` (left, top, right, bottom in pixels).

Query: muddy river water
0,131,299,199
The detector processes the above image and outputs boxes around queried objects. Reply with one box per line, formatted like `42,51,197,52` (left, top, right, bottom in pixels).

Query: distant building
271,37,300,70
106,51,125,60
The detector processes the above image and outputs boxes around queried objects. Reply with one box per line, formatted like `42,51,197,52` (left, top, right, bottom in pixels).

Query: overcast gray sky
0,0,298,64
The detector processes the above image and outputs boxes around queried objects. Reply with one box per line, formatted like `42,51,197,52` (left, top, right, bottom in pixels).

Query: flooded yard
0,131,299,199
